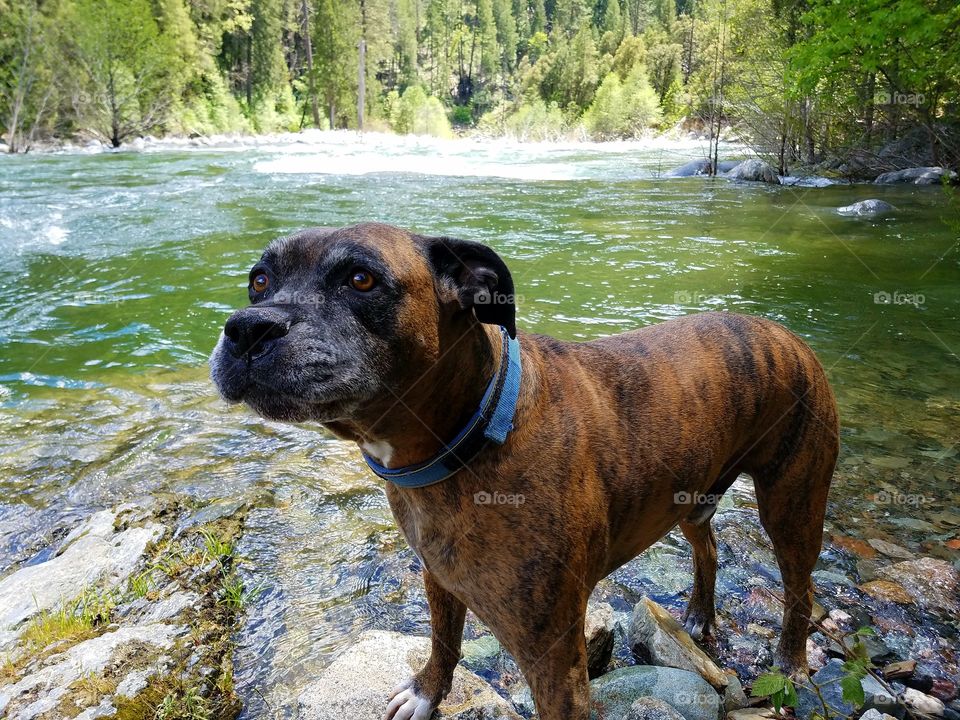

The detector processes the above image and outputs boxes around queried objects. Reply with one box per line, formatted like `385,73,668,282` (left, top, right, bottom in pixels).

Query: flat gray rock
0,510,164,648
298,630,521,720
0,623,182,719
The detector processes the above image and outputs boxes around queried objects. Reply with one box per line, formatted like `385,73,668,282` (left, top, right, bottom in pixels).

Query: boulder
297,631,521,720
585,602,616,679
665,159,713,177
625,696,687,720
795,659,904,720
874,167,957,185
589,666,721,720
628,597,728,690
0,509,164,648
724,159,781,184
722,675,749,712
836,200,896,218
878,557,960,615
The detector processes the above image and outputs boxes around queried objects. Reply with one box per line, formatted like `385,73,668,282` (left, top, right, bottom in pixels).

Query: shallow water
0,132,958,714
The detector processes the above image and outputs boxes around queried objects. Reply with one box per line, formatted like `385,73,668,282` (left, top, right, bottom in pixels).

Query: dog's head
209,223,515,424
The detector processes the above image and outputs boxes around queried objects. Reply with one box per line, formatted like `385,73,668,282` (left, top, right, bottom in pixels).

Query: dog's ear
422,236,517,338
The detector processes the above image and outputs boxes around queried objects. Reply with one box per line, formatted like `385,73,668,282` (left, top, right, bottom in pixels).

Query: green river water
0,133,957,715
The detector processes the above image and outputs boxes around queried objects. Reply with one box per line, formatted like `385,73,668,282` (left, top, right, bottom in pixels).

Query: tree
314,0,354,127
0,0,56,152
61,0,178,147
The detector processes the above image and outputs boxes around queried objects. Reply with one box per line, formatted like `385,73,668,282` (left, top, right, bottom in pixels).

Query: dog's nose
223,309,290,358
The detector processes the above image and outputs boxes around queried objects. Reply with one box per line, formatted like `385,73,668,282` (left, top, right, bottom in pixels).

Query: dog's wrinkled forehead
262,222,429,280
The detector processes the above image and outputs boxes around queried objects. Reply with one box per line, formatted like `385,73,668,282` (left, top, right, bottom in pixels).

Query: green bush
583,66,661,139
387,86,453,138
476,98,567,141
450,104,474,126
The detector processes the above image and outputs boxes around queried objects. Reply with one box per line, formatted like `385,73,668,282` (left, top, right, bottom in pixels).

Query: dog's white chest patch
361,440,394,465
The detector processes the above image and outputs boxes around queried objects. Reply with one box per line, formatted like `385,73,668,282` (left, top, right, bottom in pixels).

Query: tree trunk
357,37,366,131
301,0,321,128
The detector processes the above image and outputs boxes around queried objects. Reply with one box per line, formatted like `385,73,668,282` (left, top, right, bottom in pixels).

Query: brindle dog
210,222,839,720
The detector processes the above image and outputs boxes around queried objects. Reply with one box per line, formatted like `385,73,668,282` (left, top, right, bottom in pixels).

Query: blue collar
362,327,522,488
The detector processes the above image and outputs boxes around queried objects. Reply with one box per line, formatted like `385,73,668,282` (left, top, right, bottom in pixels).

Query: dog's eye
252,273,269,293
349,269,376,292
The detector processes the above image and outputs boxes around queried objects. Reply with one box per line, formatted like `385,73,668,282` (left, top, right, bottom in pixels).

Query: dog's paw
384,679,436,720
681,608,714,640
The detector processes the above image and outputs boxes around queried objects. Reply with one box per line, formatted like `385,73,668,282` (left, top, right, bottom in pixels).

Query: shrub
388,86,452,138
583,65,661,139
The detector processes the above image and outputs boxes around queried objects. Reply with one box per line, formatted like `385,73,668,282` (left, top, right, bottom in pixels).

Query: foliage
583,65,662,139
0,0,954,166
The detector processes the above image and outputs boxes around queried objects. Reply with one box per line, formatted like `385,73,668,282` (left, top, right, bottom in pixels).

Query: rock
795,659,904,720
806,637,828,671
508,685,534,717
868,539,914,559
860,711,899,720
723,675,749,712
877,558,960,614
874,167,958,185
460,635,501,673
812,570,856,588
0,624,183,718
625,696,687,720
585,602,615,679
832,535,878,559
666,159,713,177
724,159,781,184
882,660,917,680
589,666,721,720
297,631,521,720
837,199,896,217
0,509,164,648
628,597,728,690
727,710,778,720
858,579,914,605
904,688,945,717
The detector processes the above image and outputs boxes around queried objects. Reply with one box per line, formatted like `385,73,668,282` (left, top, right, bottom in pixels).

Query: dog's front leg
384,569,466,720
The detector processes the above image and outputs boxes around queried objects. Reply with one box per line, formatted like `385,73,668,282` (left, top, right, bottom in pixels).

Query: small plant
199,530,234,564
219,572,265,610
750,627,887,720
155,685,211,720
129,570,154,599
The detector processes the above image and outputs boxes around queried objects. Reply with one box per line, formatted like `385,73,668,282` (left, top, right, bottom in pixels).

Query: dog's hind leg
385,570,466,720
751,418,837,675
679,518,718,639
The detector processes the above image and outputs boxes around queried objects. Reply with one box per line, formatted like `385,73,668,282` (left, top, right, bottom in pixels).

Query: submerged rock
724,159,781,184
297,631,521,720
878,558,960,615
628,597,728,690
0,509,164,648
589,666,721,720
874,167,958,185
796,659,904,720
837,199,896,217
664,159,742,177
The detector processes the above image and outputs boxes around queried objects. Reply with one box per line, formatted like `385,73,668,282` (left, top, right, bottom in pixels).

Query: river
0,131,957,716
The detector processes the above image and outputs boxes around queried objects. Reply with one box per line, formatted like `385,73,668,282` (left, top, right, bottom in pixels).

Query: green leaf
751,671,786,698
782,678,799,708
840,673,865,707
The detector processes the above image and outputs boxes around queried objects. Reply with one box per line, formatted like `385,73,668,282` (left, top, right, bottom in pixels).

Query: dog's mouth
210,335,356,422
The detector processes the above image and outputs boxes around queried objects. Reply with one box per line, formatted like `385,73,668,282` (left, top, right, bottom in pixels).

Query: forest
1,0,958,175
